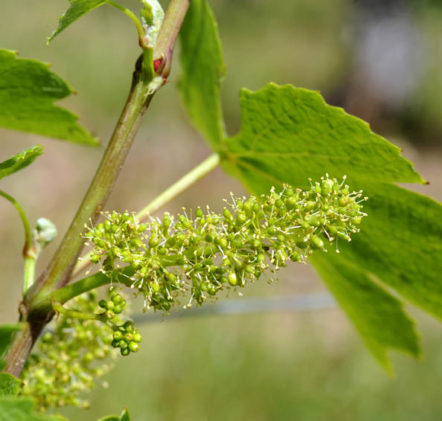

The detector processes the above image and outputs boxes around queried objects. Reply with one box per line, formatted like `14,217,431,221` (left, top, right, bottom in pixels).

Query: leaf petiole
108,0,147,48
136,152,220,221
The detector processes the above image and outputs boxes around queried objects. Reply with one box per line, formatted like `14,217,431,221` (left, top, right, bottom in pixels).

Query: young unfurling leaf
0,146,43,181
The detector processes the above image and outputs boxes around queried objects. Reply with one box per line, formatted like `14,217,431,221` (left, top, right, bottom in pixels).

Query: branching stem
30,62,154,304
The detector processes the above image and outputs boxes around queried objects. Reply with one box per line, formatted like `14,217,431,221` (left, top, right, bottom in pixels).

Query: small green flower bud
223,208,233,220
111,293,124,304
227,272,238,286
82,352,94,363
195,207,204,218
237,212,247,224
104,220,112,232
267,226,276,235
286,196,298,209
216,237,228,248
245,265,255,274
149,235,159,248
124,321,135,332
207,284,217,295
113,331,123,341
311,235,325,250
162,214,171,230
90,254,101,264
129,342,140,353
151,281,160,292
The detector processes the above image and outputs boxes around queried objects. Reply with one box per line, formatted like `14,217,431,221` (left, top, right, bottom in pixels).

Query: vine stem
0,190,36,294
3,0,191,377
30,61,154,303
72,153,220,277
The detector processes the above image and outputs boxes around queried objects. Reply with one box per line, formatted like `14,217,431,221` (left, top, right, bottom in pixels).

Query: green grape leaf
0,49,98,146
0,374,21,397
223,84,424,186
49,0,109,42
178,44,441,367
98,409,131,421
0,145,43,181
0,324,21,370
179,0,226,149
218,83,442,368
311,253,419,373
0,397,64,421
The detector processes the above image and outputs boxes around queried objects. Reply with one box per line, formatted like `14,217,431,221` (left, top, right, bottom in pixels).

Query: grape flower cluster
97,288,142,356
85,175,367,312
21,287,139,410
21,291,116,410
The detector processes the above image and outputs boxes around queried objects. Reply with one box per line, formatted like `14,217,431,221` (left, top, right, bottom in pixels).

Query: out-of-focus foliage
0,397,64,421
0,49,97,145
0,325,21,370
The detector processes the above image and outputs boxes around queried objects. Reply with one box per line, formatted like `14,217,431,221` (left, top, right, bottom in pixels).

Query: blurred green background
0,0,441,420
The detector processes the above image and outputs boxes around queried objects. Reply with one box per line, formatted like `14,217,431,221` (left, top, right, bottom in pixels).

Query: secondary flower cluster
85,175,366,313
21,291,117,410
97,288,143,356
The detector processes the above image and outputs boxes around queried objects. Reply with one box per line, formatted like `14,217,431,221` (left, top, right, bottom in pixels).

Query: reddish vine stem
3,0,190,377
